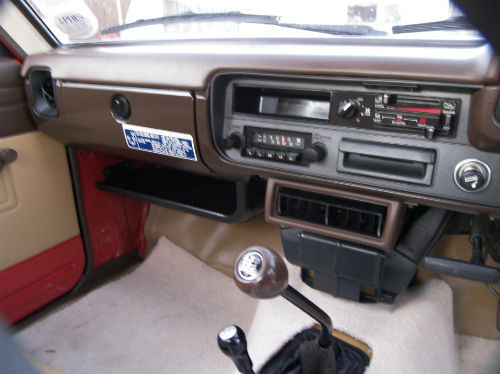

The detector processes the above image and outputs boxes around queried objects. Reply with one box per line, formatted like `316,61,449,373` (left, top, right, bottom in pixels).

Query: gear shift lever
234,246,333,348
217,325,255,374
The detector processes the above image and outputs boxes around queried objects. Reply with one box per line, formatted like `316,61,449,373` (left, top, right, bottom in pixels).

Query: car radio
239,127,327,166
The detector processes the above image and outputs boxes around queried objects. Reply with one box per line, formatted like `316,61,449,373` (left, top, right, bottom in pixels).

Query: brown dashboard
20,37,500,221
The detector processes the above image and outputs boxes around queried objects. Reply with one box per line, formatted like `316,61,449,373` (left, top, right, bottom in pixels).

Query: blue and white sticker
122,123,197,161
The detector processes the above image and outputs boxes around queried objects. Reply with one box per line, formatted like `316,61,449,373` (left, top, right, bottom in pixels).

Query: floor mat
15,237,258,374
15,237,500,374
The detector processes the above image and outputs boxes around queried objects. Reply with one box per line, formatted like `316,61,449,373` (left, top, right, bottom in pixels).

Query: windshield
24,0,481,45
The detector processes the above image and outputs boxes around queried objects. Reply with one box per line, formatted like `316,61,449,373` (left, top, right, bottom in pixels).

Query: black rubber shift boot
259,327,369,374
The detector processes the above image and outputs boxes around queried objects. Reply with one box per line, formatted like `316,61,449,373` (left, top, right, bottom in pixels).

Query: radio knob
303,143,327,163
337,99,359,119
222,132,243,150
454,159,491,192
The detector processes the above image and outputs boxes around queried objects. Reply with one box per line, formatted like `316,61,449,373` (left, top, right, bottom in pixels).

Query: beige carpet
14,237,500,374
15,237,258,374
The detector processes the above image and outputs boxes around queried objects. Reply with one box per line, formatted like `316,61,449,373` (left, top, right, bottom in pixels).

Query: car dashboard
19,35,500,304
21,37,500,210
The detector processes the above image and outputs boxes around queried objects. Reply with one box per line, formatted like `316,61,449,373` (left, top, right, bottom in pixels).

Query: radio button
424,127,436,139
256,150,266,158
265,151,275,160
245,148,256,158
286,153,300,163
276,152,286,161
443,114,452,131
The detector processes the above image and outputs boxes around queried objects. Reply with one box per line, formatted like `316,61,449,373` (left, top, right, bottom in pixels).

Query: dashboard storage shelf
96,162,265,222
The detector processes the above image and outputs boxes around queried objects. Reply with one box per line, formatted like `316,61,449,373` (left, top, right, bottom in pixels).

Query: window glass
25,0,481,44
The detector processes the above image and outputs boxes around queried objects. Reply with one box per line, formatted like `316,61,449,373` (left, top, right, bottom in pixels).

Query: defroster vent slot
277,187,387,238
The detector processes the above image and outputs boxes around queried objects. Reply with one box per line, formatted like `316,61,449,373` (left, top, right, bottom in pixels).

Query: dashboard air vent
277,187,387,238
29,69,58,117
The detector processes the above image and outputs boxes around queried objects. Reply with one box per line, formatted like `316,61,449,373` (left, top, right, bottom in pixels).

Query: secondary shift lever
234,246,333,348
217,325,255,374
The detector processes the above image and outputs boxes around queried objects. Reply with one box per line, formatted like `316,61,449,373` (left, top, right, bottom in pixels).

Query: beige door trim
0,131,80,271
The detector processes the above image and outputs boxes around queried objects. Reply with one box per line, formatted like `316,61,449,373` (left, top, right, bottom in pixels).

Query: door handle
0,148,18,171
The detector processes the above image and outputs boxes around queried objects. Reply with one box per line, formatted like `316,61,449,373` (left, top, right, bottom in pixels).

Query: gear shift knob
234,246,288,299
234,246,334,348
217,325,255,374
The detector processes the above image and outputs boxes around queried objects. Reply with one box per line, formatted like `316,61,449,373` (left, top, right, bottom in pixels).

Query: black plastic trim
281,228,417,303
96,163,265,223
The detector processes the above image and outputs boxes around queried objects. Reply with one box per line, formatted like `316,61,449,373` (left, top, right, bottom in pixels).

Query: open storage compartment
96,162,265,222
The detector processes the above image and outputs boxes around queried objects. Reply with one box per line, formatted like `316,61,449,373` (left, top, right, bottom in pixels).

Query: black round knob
217,325,254,374
222,132,243,150
111,94,131,121
218,325,248,357
0,148,18,164
454,159,491,192
234,246,288,299
302,143,327,163
337,99,359,119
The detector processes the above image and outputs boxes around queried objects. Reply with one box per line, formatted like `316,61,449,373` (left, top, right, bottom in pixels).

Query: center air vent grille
277,187,387,238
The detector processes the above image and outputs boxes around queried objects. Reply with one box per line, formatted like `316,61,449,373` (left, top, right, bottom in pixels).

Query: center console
210,72,499,210
210,72,500,304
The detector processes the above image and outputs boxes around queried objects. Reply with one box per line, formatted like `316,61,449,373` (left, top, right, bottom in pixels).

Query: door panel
0,56,83,323
0,132,80,272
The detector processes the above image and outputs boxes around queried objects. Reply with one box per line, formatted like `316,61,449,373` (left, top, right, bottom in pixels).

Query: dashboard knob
111,94,131,120
454,159,491,192
302,143,327,163
222,132,243,150
424,127,436,139
337,99,359,119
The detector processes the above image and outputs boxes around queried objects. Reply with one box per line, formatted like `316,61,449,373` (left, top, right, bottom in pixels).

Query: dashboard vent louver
277,187,387,238
29,69,58,117
41,78,56,107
